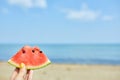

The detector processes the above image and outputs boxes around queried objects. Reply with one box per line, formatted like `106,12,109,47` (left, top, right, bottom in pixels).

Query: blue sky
0,0,120,44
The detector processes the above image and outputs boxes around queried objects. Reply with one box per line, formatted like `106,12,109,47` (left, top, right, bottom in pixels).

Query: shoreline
1,61,120,66
0,62,120,80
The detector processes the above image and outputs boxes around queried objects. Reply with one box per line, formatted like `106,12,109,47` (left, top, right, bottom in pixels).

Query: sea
0,44,120,65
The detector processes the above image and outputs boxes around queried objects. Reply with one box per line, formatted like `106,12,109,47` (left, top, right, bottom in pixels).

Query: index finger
26,70,33,80
10,68,19,80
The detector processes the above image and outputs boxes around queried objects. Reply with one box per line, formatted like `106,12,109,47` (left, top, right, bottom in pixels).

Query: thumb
18,63,26,76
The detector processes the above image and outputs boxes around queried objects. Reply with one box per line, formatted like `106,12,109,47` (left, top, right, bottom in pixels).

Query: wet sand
0,62,120,80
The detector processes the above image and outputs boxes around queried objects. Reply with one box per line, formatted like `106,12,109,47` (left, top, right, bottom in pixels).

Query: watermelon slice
8,45,51,70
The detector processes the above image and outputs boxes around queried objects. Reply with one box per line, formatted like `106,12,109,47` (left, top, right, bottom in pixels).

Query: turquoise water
0,44,120,64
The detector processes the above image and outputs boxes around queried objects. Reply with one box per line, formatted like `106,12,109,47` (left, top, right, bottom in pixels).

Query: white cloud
102,15,113,21
35,0,47,8
0,8,9,14
62,3,113,21
8,0,47,8
66,9,100,21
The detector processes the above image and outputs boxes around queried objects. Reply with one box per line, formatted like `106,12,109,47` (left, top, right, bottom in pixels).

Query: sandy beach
0,62,120,80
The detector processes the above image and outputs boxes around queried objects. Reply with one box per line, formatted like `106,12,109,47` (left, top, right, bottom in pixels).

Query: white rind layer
8,59,51,70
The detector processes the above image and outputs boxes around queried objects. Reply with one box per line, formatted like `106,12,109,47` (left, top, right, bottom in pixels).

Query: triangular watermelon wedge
8,45,51,70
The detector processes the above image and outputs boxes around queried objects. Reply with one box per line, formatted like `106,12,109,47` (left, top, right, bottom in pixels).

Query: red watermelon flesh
8,45,51,70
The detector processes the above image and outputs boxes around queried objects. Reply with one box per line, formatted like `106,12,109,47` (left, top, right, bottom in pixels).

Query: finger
28,70,33,80
18,63,26,77
10,68,19,80
26,70,33,80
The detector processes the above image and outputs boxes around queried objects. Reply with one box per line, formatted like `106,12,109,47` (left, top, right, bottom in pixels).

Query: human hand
10,63,33,80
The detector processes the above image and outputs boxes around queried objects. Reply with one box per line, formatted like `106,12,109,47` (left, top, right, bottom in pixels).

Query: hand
10,64,33,80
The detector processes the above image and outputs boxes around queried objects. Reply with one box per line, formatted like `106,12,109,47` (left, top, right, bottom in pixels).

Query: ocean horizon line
0,43,120,45
0,43,120,65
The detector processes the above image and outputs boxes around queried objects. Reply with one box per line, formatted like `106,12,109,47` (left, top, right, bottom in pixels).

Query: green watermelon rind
8,59,51,70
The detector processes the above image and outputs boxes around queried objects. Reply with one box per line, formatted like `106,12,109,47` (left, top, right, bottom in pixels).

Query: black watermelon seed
40,51,42,53
22,50,25,53
32,50,35,53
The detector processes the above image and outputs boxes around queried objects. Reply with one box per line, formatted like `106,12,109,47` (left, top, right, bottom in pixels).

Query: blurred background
0,0,120,80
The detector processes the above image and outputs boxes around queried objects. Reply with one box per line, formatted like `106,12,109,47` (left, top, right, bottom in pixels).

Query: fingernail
20,63,25,68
